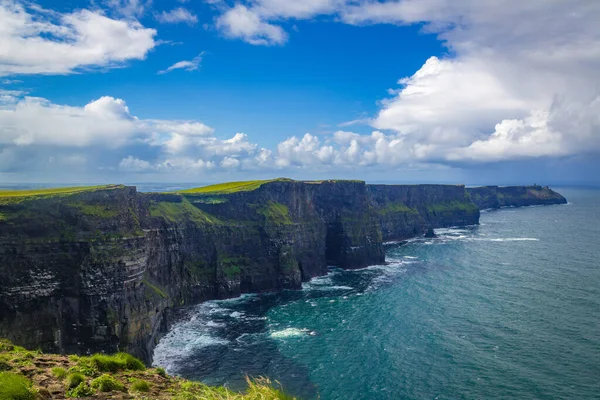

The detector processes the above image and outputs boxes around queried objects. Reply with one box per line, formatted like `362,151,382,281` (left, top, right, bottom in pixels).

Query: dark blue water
153,188,600,399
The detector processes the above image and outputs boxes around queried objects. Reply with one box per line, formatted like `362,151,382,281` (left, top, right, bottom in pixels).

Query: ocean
152,188,600,399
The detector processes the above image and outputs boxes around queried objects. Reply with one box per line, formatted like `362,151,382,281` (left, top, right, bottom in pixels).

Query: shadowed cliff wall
467,185,567,210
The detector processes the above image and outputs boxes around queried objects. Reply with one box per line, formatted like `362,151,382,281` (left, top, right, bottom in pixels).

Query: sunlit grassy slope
0,339,296,399
179,179,292,195
0,185,122,204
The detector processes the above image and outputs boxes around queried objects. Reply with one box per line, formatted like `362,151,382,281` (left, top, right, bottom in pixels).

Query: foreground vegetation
0,339,295,399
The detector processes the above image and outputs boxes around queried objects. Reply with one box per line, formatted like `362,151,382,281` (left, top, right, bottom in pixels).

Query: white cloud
205,0,600,163
206,0,600,163
155,7,198,25
119,156,152,171
158,52,205,74
252,0,341,19
2,0,600,177
105,0,151,18
365,0,600,162
221,156,241,169
216,4,287,46
0,0,157,76
0,91,265,174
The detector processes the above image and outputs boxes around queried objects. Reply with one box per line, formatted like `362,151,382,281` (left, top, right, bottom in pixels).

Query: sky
0,0,599,186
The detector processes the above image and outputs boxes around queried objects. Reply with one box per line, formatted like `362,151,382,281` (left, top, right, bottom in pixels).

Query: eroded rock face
0,180,514,363
367,184,479,241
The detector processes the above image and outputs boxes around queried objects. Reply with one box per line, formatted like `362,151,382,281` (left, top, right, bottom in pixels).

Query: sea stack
424,227,437,238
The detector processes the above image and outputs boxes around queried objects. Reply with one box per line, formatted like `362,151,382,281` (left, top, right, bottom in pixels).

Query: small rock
424,228,437,238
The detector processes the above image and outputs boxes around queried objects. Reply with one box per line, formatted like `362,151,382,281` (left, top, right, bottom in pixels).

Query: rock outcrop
467,185,567,210
0,180,562,363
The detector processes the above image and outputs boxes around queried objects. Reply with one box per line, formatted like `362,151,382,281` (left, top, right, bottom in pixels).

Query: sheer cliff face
368,184,480,241
467,186,567,210
0,180,480,362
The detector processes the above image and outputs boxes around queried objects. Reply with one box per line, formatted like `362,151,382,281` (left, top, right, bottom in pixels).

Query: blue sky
0,0,599,185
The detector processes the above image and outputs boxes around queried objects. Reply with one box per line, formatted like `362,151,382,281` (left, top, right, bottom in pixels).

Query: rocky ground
0,339,294,399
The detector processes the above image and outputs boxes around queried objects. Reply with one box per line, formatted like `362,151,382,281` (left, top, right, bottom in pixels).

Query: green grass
0,372,36,400
256,201,293,225
426,200,479,214
303,179,364,184
90,374,125,392
131,378,151,392
376,202,419,215
69,203,120,218
143,279,169,299
218,256,249,278
0,354,11,371
66,382,93,398
0,339,297,399
52,366,67,379
0,339,14,352
179,178,292,195
0,185,122,205
66,372,85,389
149,197,222,224
172,377,295,400
74,352,145,374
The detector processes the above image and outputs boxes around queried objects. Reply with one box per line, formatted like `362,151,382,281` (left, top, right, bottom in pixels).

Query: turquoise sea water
153,188,600,399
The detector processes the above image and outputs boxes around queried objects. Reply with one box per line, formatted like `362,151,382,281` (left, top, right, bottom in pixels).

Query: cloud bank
208,0,600,165
0,0,157,76
1,0,599,181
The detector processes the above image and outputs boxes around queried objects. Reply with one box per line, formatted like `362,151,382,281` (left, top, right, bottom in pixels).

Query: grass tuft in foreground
0,372,36,400
0,339,297,399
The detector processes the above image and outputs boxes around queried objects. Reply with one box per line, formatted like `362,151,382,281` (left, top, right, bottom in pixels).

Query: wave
153,324,229,372
152,300,239,372
383,240,406,245
302,269,350,292
270,328,313,339
361,261,408,292
471,237,539,242
419,227,539,244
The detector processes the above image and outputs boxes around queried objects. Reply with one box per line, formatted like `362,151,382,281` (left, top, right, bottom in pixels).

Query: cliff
367,184,479,241
467,185,567,210
0,179,510,363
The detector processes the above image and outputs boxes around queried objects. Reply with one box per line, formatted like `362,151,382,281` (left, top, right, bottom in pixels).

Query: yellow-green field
0,185,121,204
179,179,291,195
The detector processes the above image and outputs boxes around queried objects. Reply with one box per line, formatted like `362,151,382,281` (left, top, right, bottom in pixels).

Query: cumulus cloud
2,0,600,178
366,0,600,162
0,92,267,175
158,52,205,74
216,4,287,46
206,0,600,165
0,0,157,76
155,7,198,25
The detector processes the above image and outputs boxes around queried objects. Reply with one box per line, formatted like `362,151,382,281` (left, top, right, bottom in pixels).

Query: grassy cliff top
0,185,123,204
178,179,292,195
178,178,373,195
0,339,294,399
